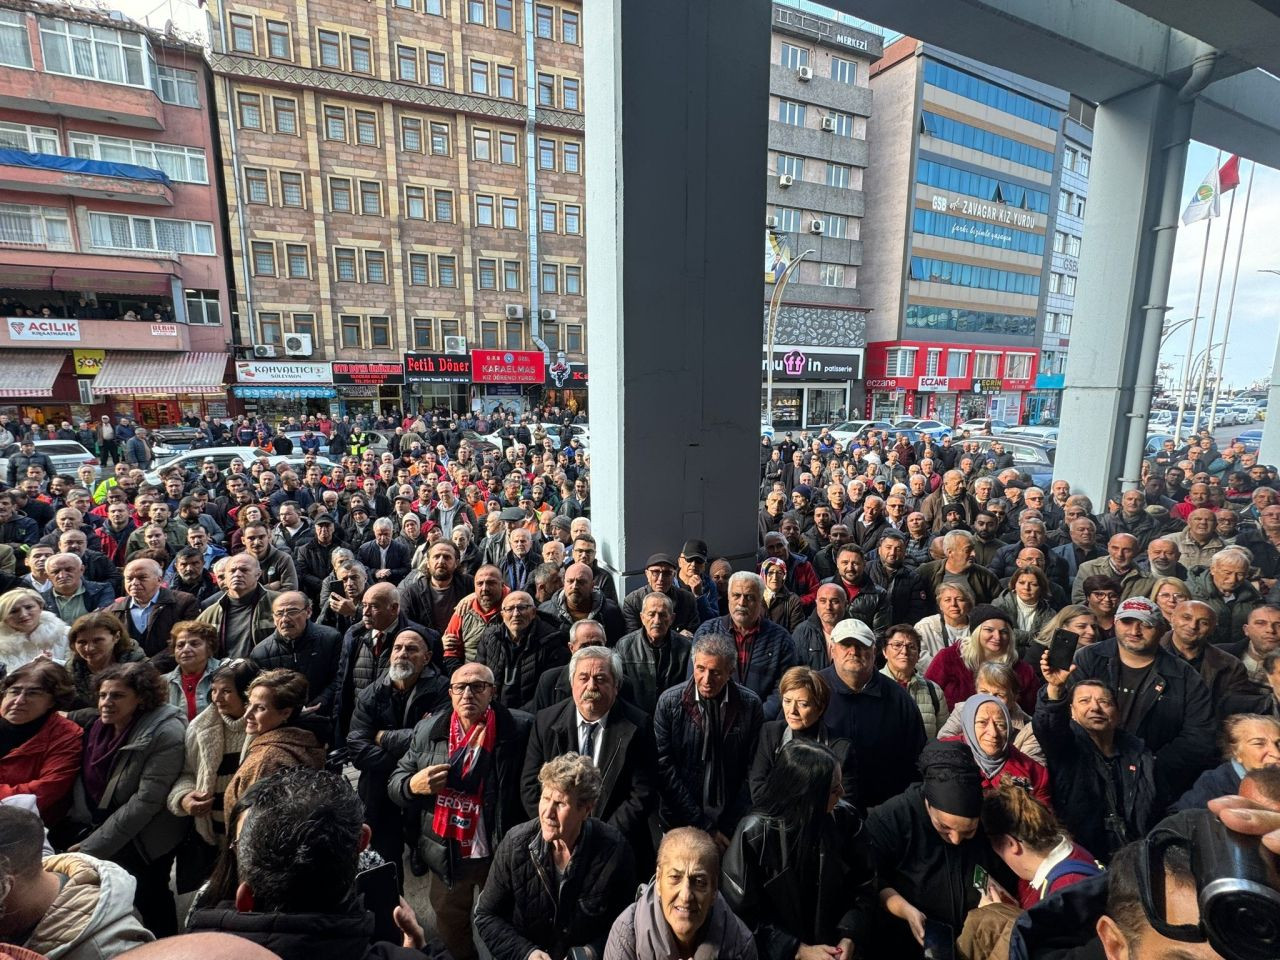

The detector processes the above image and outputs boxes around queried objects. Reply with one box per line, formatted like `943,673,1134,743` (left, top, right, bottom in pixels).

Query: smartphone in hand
1047,628,1080,672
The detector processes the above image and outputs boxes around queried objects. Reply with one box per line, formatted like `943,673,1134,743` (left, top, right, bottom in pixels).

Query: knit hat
968,603,1012,630
793,484,812,501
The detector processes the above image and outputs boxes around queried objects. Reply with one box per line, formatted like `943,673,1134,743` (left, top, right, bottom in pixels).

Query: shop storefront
544,354,588,416
0,350,79,427
404,353,471,416
470,349,546,416
331,362,405,418
1026,373,1064,425
864,342,1036,428
231,361,337,421
762,347,862,428
90,351,228,425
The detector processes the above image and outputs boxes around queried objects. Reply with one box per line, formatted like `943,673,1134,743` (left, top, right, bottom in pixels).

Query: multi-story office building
762,3,882,430
0,0,233,427
207,0,585,417
860,37,1070,427
1029,96,1093,425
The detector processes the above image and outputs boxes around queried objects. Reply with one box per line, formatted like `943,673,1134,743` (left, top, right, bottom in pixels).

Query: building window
341,315,362,348
537,138,556,170
229,13,255,53
501,197,520,228
498,131,518,164
564,203,581,235
1048,272,1061,293
504,321,523,349
776,154,803,179
184,289,220,325
258,313,282,344
1067,234,1081,257
439,318,461,339
365,250,387,283
265,20,290,58
830,112,854,137
434,190,454,222
535,4,553,37
776,207,800,233
359,180,382,216
540,200,557,233
480,321,499,348
1052,231,1065,253
88,214,214,255
1006,353,1033,380
272,97,297,134
831,56,856,84
409,254,430,285
826,163,850,188
0,11,31,68
67,132,207,183
426,50,446,86
543,324,560,351
251,241,276,276
317,30,341,68
779,43,808,69
823,214,846,238
540,262,558,293
564,265,582,295
40,18,150,87
472,127,491,161
354,110,378,146
537,72,555,107
0,123,58,153
495,0,513,30
405,186,427,219
562,10,579,43
237,92,262,129
291,313,316,341
1063,146,1075,171
334,247,358,281
925,348,942,376
0,202,71,249
946,351,970,378
396,45,418,82
1044,313,1056,334
413,318,434,348
425,0,443,13
973,352,1001,378
437,255,457,286
885,348,917,377
1071,195,1086,217
497,64,516,99
430,122,450,155
370,315,391,347
562,77,580,111
566,323,583,352
477,258,498,290
819,264,844,287
323,105,347,141
400,116,422,151
777,100,805,126
329,178,352,213
155,65,199,106
286,243,309,278
1058,314,1071,334
467,0,486,24
244,167,269,204
1077,154,1090,176
469,60,489,94
475,194,495,227
1062,275,1076,296
349,36,372,73
503,260,521,290
1058,190,1069,212
562,142,579,173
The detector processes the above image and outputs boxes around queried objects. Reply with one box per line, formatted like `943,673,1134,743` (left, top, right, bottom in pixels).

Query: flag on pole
1219,154,1241,193
1182,164,1221,225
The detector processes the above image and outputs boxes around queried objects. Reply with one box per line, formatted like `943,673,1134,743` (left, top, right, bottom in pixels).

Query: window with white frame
67,132,207,183
776,207,800,233
1005,353,1033,380
973,352,1001,378
1062,275,1076,296
946,350,970,378
155,65,199,106
1058,314,1072,335
184,289,220,325
780,43,808,69
885,347,917,377
1043,313,1055,334
0,122,59,154
0,203,72,249
1066,234,1081,257
40,18,151,87
88,213,215,255
776,154,804,179
777,100,805,126
0,11,32,68
925,349,941,377
822,214,846,238
819,264,843,287
831,56,856,84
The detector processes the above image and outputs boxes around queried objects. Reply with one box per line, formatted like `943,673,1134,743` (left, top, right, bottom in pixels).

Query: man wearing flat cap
622,553,702,634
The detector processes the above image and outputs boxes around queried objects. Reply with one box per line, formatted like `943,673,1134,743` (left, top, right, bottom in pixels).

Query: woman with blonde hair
0,587,68,673
1024,604,1099,671
1149,575,1191,623
925,604,1037,713
748,666,856,804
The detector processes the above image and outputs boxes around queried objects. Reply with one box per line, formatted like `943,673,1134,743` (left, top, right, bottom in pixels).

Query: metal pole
1192,162,1238,434
1174,217,1214,446
1209,162,1255,429
764,247,814,432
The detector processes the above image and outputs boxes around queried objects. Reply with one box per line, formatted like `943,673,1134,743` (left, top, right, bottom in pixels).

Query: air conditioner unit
778,174,794,187
443,335,467,355
504,304,525,320
539,308,557,322
797,66,813,81
253,344,277,358
809,219,825,234
820,116,836,132
284,333,312,357
765,215,780,229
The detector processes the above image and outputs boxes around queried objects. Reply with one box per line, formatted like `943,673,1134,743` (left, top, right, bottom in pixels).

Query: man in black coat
250,591,344,718
470,590,567,712
865,532,929,626
346,627,449,883
296,514,341,604
620,553,702,633
106,557,200,662
537,561,626,645
357,518,412,586
397,540,474,637
521,643,657,867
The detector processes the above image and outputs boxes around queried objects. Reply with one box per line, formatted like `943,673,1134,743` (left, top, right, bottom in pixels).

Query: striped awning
91,351,227,396
0,350,65,397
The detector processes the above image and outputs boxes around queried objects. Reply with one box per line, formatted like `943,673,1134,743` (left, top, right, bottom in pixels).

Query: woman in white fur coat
0,587,69,675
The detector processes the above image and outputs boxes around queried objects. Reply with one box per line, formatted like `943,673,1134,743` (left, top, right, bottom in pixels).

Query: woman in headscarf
942,693,1051,809
759,558,805,633
936,661,1042,764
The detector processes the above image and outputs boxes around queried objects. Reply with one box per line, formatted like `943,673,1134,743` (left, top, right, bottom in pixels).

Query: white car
958,418,1012,436
144,446,269,484
1,440,99,483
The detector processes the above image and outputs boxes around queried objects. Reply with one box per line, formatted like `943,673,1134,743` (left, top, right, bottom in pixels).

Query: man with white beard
346,627,450,884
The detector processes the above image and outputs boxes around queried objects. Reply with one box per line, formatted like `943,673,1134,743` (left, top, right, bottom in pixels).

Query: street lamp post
1259,270,1280,465
764,246,816,433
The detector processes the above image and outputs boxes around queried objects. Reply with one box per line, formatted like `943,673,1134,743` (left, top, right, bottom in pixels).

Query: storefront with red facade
863,341,1038,427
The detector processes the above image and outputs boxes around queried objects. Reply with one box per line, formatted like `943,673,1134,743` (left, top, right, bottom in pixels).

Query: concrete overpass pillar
583,0,771,585
1054,83,1192,503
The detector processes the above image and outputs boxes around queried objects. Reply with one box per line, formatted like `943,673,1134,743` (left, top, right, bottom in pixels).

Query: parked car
1145,434,1175,456
1234,429,1263,453
970,436,1055,487
150,426,208,457
144,446,268,485
1003,425,1059,445
283,429,390,454
828,420,894,445
891,418,951,438
1,440,99,482
957,418,1012,436
542,423,590,450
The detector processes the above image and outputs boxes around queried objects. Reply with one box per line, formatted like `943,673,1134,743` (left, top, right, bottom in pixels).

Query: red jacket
941,735,1051,810
0,711,83,823
924,642,1038,715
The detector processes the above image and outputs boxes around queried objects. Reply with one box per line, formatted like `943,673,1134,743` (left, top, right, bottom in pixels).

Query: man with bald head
1171,480,1212,523
791,581,849,669
107,555,199,661
250,591,344,717
197,551,280,659
1162,598,1271,722
537,561,625,644
1169,507,1227,570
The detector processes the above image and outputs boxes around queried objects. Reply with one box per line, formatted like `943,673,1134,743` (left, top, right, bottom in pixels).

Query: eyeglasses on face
449,681,494,695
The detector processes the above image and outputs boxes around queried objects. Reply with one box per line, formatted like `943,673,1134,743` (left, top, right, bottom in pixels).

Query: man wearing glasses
390,662,532,960
620,553,702,634
473,590,567,712
250,591,343,718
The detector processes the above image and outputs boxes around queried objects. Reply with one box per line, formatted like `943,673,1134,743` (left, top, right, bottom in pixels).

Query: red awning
91,351,227,396
0,265,55,290
0,350,65,397
51,268,173,297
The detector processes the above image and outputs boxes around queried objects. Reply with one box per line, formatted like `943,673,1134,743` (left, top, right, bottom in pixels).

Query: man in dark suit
356,517,412,585
106,556,199,670
520,643,658,868
620,554,701,633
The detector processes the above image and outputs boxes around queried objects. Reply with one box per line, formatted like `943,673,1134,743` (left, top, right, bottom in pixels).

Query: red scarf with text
431,708,496,857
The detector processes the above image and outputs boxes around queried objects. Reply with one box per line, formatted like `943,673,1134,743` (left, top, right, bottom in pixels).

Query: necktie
580,721,597,757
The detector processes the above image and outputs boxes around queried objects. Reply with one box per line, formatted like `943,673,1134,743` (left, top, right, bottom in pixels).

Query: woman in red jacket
924,604,1038,713
0,659,83,824
943,692,1051,810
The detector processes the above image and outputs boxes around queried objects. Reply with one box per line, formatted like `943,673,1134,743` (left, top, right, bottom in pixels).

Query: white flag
1181,165,1221,225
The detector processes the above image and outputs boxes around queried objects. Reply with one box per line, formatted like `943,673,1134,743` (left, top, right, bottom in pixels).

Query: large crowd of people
0,414,1279,960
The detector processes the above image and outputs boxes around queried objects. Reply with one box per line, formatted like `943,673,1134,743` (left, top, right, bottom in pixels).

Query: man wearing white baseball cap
1072,595,1216,802
819,617,926,811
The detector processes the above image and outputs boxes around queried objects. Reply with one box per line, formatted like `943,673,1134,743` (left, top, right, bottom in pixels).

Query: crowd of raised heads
0,415,1279,960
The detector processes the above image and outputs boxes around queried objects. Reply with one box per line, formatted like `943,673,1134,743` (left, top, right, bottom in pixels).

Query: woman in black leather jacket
721,739,876,960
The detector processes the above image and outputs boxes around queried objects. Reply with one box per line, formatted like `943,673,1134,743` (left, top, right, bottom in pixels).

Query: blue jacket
44,579,115,621
694,615,797,720
1170,761,1242,813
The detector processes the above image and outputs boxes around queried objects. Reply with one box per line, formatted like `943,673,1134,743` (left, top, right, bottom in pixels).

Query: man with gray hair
522,642,658,867
915,530,1000,610
654,634,763,847
43,551,113,624
357,516,412,585
990,516,1068,586
693,570,796,719
1187,546,1265,646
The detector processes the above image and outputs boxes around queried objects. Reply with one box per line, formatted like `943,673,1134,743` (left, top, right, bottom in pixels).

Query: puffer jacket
0,710,82,823
1185,567,1263,647
474,818,637,960
613,628,692,715
346,668,450,783
387,703,532,887
818,576,892,634
24,853,153,960
473,617,568,712
693,616,798,720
